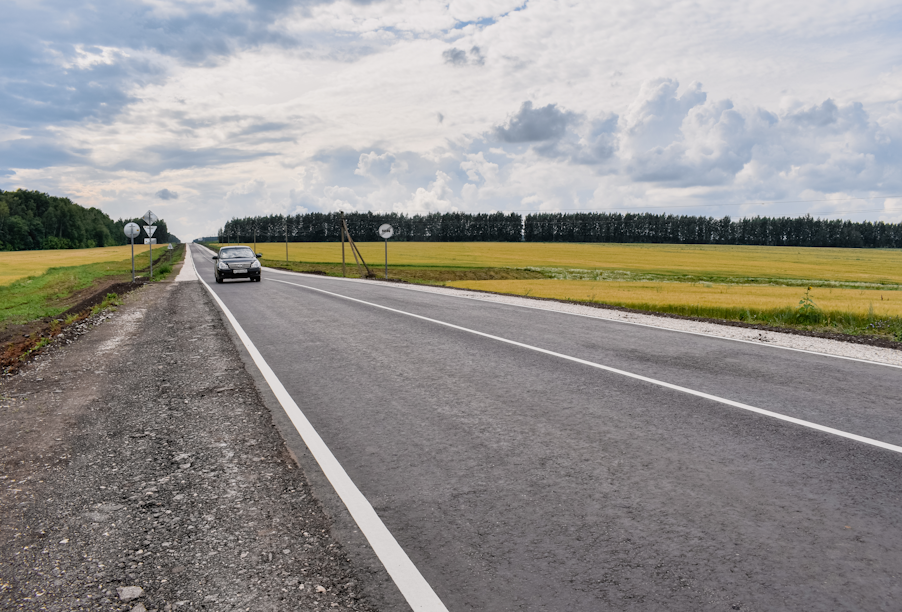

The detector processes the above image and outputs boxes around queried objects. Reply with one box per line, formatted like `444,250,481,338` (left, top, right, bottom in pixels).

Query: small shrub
794,287,822,325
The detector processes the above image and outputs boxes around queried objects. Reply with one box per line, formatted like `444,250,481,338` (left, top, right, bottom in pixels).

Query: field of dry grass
446,279,902,318
1,245,167,286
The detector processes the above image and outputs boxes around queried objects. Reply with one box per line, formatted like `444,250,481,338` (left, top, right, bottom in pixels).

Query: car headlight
218,261,229,270
250,260,261,269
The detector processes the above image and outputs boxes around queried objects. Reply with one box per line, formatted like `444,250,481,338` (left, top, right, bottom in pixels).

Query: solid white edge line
271,277,902,456
262,266,902,370
193,247,450,612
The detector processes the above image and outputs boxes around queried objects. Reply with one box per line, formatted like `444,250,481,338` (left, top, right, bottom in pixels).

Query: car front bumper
217,268,261,280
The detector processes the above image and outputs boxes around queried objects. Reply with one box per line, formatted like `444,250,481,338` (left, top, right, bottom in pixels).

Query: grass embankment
214,242,902,342
2,244,183,371
0,244,176,327
0,245,159,286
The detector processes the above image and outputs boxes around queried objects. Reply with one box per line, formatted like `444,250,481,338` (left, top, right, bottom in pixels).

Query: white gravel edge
378,280,902,369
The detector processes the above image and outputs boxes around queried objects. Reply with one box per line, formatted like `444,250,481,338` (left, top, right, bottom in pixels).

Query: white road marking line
196,256,449,612
263,266,902,370
271,277,902,456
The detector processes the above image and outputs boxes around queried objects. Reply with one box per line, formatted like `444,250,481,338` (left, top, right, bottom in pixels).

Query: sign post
123,222,140,282
142,210,158,282
378,223,394,279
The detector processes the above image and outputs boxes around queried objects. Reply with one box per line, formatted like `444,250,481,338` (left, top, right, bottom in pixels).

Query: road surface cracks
0,280,378,612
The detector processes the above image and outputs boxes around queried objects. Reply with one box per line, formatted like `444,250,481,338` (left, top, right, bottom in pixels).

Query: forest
0,189,176,250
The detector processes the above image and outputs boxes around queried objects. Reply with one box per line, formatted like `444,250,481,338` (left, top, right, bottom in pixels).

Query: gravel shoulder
0,279,382,611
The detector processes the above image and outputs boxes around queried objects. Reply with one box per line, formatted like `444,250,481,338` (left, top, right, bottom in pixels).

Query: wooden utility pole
340,211,346,277
340,215,371,277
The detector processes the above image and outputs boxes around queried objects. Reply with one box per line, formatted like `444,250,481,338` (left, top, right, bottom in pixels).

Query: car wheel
215,275,223,284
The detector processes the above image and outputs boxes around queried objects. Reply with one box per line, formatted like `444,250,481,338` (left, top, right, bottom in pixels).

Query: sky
2,0,902,241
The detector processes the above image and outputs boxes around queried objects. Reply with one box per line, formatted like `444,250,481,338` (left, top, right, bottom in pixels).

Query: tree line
523,212,902,248
220,210,902,248
220,211,523,243
0,189,176,250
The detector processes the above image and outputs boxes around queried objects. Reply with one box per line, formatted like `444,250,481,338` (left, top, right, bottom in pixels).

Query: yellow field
229,242,902,285
445,279,902,317
2,244,168,286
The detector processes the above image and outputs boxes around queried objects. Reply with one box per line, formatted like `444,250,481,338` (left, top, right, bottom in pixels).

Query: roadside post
167,242,173,263
378,223,394,279
123,222,140,282
143,210,158,282
340,211,347,277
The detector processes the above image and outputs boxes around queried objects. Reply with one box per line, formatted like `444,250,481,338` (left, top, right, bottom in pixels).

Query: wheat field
446,279,902,318
2,244,167,285
230,241,902,285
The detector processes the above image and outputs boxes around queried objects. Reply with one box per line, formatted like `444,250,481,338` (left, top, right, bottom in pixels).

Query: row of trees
523,213,902,248
220,210,902,248
220,211,523,243
0,189,176,250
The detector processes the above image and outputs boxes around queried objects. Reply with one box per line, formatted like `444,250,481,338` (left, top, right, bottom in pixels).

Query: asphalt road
191,245,902,611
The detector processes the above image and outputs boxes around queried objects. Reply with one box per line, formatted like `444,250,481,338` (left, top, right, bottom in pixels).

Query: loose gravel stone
0,280,378,611
116,586,144,601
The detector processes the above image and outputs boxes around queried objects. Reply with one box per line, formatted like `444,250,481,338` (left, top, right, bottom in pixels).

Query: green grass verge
0,246,178,328
567,298,902,341
258,259,547,283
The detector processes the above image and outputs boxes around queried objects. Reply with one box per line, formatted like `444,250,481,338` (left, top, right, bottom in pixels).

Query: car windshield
219,247,256,260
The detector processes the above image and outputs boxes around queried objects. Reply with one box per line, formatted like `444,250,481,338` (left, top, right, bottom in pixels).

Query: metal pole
285,216,289,263
149,237,153,282
384,239,388,279
340,212,346,277
131,237,135,282
254,226,257,254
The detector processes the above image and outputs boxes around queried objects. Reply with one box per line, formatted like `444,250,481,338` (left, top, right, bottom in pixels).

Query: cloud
155,188,179,200
442,45,485,66
442,48,468,65
494,101,577,143
5,0,902,241
113,145,277,175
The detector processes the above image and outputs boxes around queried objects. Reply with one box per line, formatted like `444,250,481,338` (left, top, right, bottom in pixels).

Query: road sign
124,222,140,282
142,210,158,225
379,224,394,279
167,243,173,250
144,225,157,237
144,238,157,244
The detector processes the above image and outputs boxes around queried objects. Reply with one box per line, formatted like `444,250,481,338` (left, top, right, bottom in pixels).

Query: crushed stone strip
0,281,377,612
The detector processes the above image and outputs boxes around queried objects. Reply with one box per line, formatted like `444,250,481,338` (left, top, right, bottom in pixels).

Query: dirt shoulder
0,279,379,611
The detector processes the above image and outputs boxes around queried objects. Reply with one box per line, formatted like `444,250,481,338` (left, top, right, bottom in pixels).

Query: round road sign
378,223,394,239
123,222,141,239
